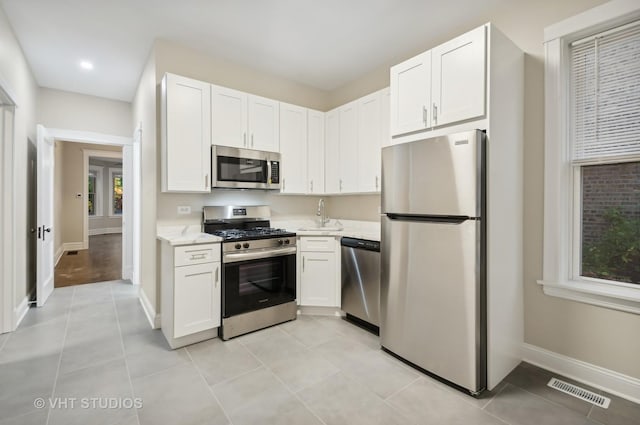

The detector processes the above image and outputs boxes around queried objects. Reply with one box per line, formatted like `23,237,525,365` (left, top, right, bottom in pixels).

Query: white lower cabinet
299,237,339,307
161,242,221,348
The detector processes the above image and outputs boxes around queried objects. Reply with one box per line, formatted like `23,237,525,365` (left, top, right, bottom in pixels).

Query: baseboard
55,245,64,266
14,296,30,328
139,288,160,329
62,242,84,252
522,343,640,404
89,227,122,236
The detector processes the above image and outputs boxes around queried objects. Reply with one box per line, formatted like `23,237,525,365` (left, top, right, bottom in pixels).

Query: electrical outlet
177,206,191,215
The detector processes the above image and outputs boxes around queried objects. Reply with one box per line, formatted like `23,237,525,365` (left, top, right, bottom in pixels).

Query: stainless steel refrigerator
380,129,486,394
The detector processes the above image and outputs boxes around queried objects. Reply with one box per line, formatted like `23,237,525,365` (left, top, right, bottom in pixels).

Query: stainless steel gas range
203,206,297,340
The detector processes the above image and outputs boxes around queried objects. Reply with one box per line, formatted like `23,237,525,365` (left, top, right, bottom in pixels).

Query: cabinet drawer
300,237,336,252
174,244,221,267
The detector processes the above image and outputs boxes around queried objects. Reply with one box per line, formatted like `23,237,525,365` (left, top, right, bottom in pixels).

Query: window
88,166,103,217
109,168,123,216
542,3,640,314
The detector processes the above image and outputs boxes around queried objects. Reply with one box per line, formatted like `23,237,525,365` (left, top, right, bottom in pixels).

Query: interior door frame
46,128,139,288
0,80,17,334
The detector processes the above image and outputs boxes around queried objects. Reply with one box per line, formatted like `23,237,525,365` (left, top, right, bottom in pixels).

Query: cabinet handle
243,132,247,146
375,176,379,190
190,253,207,260
433,103,438,125
302,256,305,272
205,173,209,188
310,180,313,193
251,133,254,147
339,179,343,191
215,266,219,287
422,105,427,126
282,178,286,191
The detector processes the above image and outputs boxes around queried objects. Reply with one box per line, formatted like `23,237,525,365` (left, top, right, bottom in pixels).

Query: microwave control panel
270,161,280,184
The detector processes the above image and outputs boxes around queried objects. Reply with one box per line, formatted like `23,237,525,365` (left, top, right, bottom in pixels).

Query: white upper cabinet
211,84,248,149
161,73,211,193
338,101,359,193
248,95,280,152
357,90,383,192
211,86,279,151
279,102,308,194
431,25,486,127
307,110,325,194
380,87,391,148
324,109,340,194
390,50,432,136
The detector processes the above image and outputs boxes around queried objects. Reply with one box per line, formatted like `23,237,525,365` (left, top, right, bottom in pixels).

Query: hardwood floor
54,234,122,287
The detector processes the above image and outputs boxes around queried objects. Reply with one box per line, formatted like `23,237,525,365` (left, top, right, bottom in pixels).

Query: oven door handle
223,246,297,263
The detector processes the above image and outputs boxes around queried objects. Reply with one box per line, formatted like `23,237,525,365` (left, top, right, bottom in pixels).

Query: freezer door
380,215,485,392
381,130,483,217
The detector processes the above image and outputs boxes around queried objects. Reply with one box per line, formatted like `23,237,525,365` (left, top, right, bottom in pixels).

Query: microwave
211,145,281,190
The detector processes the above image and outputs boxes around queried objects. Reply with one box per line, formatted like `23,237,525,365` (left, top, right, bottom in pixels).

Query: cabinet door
300,252,336,307
162,73,211,192
432,25,486,127
307,110,325,194
211,84,248,148
390,50,431,136
174,262,221,338
248,95,280,152
357,91,382,192
279,103,308,194
380,87,391,148
338,101,358,193
324,109,340,194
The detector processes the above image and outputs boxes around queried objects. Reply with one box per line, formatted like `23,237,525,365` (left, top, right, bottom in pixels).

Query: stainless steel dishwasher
341,237,380,332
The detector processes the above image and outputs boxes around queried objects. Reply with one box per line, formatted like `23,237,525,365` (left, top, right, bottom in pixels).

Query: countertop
157,225,222,246
157,219,380,245
272,218,381,242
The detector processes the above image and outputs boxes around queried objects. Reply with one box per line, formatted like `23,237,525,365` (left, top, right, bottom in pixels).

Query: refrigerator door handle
386,213,475,224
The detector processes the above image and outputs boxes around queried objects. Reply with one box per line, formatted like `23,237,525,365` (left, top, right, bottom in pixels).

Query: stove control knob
234,243,242,250
277,239,284,246
284,239,290,245
243,242,250,249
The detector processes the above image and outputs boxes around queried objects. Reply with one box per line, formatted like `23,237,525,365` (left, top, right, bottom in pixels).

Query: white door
324,109,340,194
248,95,279,152
36,125,54,306
279,103,308,194
390,50,432,136
338,101,358,193
300,252,336,307
122,144,133,281
431,25,486,127
307,109,325,194
357,91,382,192
211,84,248,148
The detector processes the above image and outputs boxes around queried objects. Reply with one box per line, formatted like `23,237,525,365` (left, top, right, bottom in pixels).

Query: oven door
222,249,296,317
212,145,280,190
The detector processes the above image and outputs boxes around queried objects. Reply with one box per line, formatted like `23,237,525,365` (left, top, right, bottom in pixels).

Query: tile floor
1,281,638,425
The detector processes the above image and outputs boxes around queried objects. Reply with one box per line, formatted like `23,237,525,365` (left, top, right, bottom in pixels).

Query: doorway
53,145,125,287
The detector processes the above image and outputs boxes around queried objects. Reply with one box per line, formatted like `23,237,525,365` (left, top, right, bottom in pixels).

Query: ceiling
1,0,515,102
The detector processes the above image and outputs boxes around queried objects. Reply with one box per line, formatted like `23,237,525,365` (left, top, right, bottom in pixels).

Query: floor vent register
547,377,610,408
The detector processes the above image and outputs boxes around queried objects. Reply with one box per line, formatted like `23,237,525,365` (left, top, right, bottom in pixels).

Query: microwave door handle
266,158,272,184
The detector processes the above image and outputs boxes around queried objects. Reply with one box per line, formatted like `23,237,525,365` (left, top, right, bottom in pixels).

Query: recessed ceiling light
79,60,94,70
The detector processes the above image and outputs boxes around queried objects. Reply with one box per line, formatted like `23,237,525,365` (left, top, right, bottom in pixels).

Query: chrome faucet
317,198,329,226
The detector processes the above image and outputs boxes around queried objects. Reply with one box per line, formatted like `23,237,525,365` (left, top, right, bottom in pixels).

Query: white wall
38,88,132,137
0,6,38,313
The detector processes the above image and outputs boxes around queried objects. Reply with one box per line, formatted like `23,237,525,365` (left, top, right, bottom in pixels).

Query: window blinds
571,20,640,163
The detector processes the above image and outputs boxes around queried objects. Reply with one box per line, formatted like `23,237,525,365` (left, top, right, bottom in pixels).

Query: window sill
108,215,123,219
89,215,103,219
537,279,640,315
